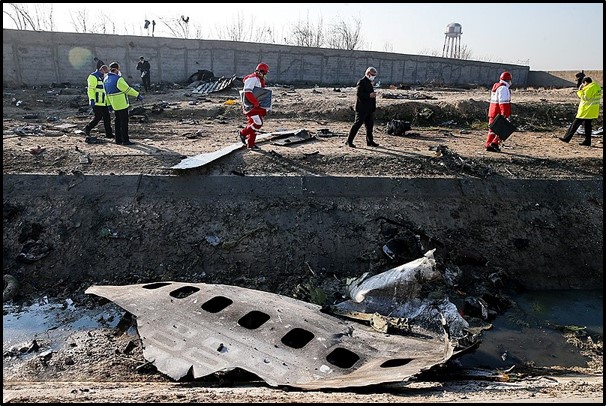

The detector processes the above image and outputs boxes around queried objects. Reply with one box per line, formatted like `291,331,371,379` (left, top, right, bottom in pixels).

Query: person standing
346,66,379,148
136,56,151,92
238,63,270,150
103,62,143,145
559,76,602,146
485,71,513,153
84,64,113,141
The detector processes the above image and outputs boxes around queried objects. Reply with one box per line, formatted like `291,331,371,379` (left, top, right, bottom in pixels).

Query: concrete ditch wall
3,174,602,292
3,29,530,88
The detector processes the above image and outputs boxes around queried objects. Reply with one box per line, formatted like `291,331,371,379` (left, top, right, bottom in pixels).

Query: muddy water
4,290,602,372
457,289,603,369
3,299,124,352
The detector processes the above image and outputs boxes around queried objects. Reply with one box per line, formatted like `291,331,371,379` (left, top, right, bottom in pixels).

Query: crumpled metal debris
86,278,454,389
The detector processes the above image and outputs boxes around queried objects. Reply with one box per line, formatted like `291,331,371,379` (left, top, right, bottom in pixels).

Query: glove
108,106,113,113
89,100,95,107
136,95,144,102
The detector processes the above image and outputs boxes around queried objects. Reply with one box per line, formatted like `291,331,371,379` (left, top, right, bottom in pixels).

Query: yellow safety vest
576,82,602,119
103,73,140,111
87,70,110,106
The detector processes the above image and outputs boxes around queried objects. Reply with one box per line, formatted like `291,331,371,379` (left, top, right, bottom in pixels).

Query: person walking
84,64,113,141
559,76,602,146
237,63,271,150
346,66,379,148
485,71,513,152
136,56,151,92
103,62,143,146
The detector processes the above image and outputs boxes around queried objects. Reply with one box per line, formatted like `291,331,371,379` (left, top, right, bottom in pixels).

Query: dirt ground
2,82,603,178
3,81,603,403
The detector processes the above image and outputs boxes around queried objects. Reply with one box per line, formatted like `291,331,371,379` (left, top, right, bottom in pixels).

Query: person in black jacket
346,66,379,148
136,56,151,92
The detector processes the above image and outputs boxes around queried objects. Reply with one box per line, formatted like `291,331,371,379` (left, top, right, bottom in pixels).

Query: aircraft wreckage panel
86,282,452,389
171,129,307,170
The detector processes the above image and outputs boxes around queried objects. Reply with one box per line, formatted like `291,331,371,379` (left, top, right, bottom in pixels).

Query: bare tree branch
253,24,277,44
70,9,89,33
159,15,190,39
326,17,364,50
286,12,324,47
215,12,254,42
4,3,52,31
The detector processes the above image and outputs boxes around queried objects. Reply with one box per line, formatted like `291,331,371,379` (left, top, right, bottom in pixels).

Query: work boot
579,140,591,146
558,137,570,143
238,130,246,145
84,127,91,137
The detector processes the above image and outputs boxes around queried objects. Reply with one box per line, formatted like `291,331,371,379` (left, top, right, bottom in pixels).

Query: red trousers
240,107,266,148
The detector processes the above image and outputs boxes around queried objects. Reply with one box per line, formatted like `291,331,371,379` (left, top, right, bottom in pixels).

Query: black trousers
85,106,113,138
562,118,592,143
113,108,130,144
347,111,375,144
142,72,151,92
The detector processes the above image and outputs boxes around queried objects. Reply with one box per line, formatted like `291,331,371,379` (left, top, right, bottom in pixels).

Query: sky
3,3,603,71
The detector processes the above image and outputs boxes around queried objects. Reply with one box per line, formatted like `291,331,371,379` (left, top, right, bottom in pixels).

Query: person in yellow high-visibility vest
559,76,602,147
103,62,143,145
84,64,113,141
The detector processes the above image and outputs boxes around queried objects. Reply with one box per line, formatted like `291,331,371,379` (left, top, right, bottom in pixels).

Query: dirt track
3,82,603,403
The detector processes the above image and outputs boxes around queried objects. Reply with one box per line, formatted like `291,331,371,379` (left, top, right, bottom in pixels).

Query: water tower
442,23,463,59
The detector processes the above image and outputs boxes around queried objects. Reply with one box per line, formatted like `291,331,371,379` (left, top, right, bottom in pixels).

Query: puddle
3,297,124,354
457,289,603,369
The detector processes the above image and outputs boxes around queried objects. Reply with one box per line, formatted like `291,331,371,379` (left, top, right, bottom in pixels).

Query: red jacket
488,80,511,118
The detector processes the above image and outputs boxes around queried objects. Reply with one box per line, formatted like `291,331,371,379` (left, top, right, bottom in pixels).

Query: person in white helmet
485,71,513,152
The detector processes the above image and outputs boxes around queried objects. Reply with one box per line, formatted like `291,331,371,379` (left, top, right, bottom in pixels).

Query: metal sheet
192,75,239,94
171,129,308,170
271,129,314,146
86,281,453,389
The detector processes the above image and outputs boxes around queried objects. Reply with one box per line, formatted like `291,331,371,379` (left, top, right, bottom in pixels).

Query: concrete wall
3,29,530,88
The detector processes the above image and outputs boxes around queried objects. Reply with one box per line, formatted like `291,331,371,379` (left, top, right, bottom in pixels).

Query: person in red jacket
485,71,512,152
238,63,270,150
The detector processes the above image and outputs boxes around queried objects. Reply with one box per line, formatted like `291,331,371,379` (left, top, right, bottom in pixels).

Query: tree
214,11,253,42
459,44,473,60
3,3,54,31
70,9,89,33
286,12,324,48
253,25,278,44
325,17,364,50
160,15,191,39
